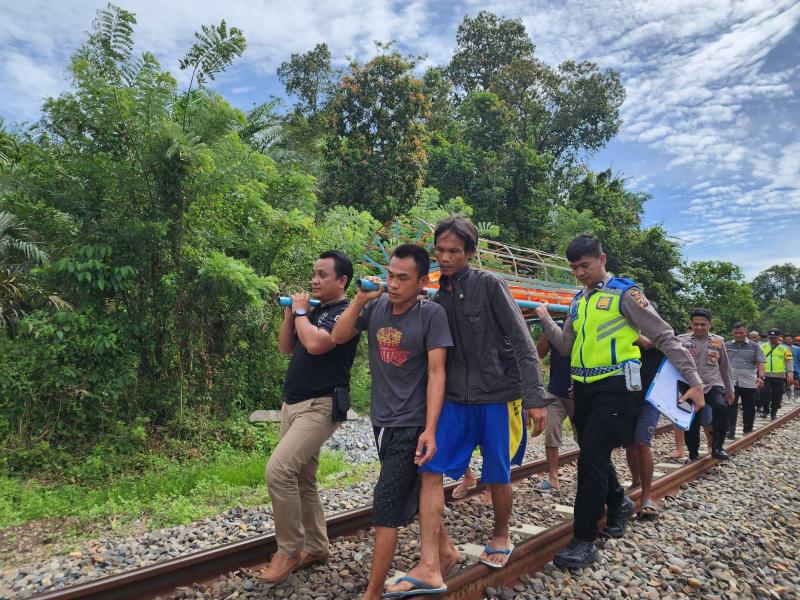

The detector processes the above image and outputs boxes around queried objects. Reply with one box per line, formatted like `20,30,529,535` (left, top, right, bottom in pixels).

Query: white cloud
0,0,440,121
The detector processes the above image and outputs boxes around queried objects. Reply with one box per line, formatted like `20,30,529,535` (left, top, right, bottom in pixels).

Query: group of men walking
248,217,796,597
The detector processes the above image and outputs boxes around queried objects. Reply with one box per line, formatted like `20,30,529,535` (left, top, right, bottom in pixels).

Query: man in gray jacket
386,216,548,597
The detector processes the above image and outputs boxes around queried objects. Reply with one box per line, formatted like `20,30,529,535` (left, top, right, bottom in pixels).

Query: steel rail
438,405,800,599
29,424,674,600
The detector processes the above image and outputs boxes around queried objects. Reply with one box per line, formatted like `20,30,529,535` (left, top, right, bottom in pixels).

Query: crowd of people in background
246,216,798,598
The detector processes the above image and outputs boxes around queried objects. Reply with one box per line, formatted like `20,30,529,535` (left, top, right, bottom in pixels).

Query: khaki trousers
266,396,341,555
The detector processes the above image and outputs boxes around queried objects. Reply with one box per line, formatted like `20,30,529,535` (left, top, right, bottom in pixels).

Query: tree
680,261,759,334
421,66,458,139
493,58,624,165
567,170,645,274
751,263,800,309
449,11,534,94
754,299,800,335
323,47,430,220
622,226,687,330
0,4,307,452
277,43,335,118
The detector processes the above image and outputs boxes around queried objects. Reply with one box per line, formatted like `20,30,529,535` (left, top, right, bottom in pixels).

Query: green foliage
494,59,624,165
316,206,380,272
0,211,65,333
323,47,430,220
754,299,800,335
680,261,759,333
449,11,535,94
407,187,473,224
277,43,335,118
0,308,139,471
751,263,800,309
548,207,601,252
55,245,136,295
622,226,687,330
0,5,361,469
178,20,247,88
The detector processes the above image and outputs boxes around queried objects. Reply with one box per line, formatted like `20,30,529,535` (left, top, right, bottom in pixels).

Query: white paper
644,358,696,431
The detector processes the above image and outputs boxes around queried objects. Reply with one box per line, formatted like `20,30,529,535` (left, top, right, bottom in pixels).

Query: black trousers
728,386,757,435
686,386,727,456
572,376,634,542
760,377,784,418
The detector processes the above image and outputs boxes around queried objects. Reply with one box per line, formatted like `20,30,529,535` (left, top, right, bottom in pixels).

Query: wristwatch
293,308,308,318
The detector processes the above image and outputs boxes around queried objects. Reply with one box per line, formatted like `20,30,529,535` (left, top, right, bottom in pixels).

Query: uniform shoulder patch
628,288,649,309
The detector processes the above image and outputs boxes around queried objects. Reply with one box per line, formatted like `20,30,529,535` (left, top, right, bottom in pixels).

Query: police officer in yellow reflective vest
759,328,794,419
536,235,705,569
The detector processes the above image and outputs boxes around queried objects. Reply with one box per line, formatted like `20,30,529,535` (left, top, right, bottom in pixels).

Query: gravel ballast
3,406,798,599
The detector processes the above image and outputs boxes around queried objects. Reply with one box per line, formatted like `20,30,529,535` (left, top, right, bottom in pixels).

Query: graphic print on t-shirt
377,327,410,367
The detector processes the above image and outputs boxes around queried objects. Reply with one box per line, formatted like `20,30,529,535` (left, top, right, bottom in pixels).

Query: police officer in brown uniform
677,308,735,460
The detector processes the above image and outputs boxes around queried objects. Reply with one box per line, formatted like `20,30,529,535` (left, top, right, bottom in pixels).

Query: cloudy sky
2,0,798,277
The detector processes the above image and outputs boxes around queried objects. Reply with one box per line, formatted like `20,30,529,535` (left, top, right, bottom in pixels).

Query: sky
1,0,799,278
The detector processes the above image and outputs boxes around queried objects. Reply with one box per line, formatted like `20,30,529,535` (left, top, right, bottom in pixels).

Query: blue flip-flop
479,543,515,569
535,479,556,492
381,576,448,598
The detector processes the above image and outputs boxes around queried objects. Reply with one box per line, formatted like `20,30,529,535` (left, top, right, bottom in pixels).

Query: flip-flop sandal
381,576,448,598
451,481,477,499
534,480,557,492
479,544,515,569
638,499,659,520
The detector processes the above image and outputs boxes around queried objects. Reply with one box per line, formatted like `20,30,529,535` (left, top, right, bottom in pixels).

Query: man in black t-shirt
252,251,360,584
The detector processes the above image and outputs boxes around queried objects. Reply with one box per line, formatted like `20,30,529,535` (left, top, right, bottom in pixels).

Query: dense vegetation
0,5,797,482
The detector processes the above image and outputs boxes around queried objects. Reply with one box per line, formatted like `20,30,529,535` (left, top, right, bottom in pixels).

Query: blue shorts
420,399,527,484
631,401,661,446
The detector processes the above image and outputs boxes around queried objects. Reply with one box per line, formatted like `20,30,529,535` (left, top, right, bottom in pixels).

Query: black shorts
372,426,424,528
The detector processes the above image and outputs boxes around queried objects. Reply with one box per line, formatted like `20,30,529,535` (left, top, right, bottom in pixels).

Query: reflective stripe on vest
570,279,641,383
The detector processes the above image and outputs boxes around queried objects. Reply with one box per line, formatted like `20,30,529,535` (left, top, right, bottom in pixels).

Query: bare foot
479,534,513,567
452,478,477,499
385,564,444,594
667,450,684,459
479,488,492,505
439,545,461,577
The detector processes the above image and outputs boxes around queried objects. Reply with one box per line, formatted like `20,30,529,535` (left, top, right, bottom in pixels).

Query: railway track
30,409,799,600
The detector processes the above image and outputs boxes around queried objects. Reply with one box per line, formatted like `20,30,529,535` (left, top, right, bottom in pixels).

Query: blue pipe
278,279,569,313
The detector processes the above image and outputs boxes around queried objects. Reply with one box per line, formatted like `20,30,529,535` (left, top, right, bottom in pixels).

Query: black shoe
770,414,777,421
553,538,599,569
711,431,731,460
743,429,752,434
711,447,730,460
726,433,736,440
603,496,635,538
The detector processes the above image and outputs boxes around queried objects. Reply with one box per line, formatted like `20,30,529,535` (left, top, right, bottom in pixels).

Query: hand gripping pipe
278,278,568,312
